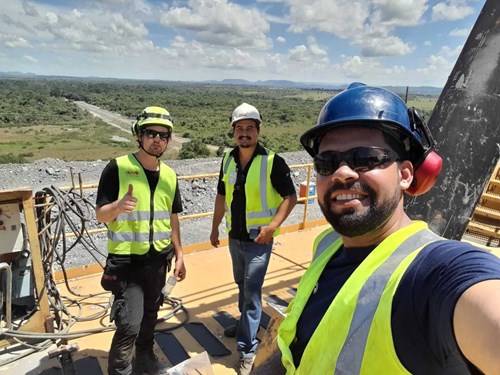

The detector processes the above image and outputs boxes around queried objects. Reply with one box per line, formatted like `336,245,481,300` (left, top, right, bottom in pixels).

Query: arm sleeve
393,240,500,372
96,159,119,208
171,178,183,214
271,154,296,197
216,162,225,196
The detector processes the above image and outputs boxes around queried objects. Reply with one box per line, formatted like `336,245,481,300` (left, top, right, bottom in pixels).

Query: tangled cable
0,185,188,367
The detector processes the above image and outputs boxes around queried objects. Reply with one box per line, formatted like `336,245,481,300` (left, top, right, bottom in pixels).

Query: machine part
48,343,79,375
0,203,24,255
405,0,500,239
0,262,12,330
11,251,36,318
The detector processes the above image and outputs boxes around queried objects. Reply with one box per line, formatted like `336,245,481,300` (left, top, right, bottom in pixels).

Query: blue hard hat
300,82,426,164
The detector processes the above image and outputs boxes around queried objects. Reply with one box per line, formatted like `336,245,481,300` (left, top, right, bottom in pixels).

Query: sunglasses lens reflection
314,147,399,175
144,129,170,139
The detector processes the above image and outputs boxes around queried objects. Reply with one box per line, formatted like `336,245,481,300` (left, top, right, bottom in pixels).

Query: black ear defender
406,108,443,196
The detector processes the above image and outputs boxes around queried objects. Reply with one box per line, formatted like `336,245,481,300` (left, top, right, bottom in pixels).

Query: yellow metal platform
0,224,329,375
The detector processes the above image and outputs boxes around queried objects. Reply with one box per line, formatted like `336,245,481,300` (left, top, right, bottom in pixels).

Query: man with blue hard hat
277,83,500,374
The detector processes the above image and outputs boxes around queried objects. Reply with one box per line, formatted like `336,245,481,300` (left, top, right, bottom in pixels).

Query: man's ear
399,160,414,191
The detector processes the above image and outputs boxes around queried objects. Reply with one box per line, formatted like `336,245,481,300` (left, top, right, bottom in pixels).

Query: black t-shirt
290,240,500,374
96,156,182,261
216,144,296,241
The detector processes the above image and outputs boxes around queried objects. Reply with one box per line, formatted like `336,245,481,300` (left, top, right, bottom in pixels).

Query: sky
0,0,486,87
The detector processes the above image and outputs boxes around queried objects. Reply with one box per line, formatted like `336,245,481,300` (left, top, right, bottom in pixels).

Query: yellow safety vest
107,154,176,255
278,221,442,374
222,149,283,236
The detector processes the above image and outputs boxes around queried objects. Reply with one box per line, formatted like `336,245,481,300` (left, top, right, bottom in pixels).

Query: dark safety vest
277,221,443,374
222,149,283,236
107,154,176,255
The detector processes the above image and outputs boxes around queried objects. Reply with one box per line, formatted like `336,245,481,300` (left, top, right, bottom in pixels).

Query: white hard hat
230,103,262,126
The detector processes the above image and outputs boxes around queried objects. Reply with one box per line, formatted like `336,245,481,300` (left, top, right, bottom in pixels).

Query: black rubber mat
260,310,270,329
212,310,238,329
75,356,103,374
155,332,190,366
265,294,289,308
213,310,270,331
185,322,231,357
39,366,61,375
39,356,103,374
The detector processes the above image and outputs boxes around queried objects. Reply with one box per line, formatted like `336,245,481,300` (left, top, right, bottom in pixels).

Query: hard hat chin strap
138,139,165,159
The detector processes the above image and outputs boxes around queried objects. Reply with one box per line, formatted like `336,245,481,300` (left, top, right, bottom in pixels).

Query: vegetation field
0,77,437,163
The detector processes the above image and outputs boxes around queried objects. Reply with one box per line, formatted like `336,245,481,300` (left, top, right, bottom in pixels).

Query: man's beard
319,181,400,237
238,136,253,148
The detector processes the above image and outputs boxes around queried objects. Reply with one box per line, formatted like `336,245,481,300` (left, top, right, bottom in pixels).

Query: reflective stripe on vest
107,154,176,255
313,229,341,261
115,210,170,222
278,221,441,374
335,228,441,375
222,149,282,235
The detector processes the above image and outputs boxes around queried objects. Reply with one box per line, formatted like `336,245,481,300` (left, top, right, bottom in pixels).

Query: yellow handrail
46,162,318,237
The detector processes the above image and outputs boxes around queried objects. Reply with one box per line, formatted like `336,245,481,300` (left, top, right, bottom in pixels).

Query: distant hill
199,78,441,96
0,71,442,96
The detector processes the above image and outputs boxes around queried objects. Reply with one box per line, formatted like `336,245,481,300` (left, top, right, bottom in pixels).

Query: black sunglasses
143,129,171,140
314,147,400,176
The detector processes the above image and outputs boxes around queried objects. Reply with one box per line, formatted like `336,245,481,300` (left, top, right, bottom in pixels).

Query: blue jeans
228,238,273,358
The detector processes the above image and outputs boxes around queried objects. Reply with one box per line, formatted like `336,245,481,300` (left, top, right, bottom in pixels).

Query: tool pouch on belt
100,258,128,293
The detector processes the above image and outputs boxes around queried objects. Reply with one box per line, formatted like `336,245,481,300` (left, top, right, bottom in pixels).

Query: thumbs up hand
118,184,138,213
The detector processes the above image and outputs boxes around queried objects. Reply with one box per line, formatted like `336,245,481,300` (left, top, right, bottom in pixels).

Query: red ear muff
406,151,442,196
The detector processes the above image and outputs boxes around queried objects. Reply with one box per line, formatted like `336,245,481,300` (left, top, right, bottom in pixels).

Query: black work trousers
107,255,168,375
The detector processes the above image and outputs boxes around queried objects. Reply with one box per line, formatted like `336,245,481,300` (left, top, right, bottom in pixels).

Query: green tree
178,139,210,159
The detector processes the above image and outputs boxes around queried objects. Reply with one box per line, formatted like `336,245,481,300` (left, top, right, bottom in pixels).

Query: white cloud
160,0,272,50
0,0,485,86
284,0,422,58
23,54,38,63
339,55,381,79
307,36,327,56
288,36,328,63
371,0,428,27
289,45,308,62
449,27,469,37
432,1,475,21
439,44,463,58
414,44,463,85
22,0,38,16
286,0,368,37
357,35,415,57
1,34,32,48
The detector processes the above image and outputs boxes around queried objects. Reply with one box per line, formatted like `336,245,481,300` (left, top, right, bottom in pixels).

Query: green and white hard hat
131,106,173,135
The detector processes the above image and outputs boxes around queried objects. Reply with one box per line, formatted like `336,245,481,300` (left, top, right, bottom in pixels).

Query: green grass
0,78,438,163
1,121,135,162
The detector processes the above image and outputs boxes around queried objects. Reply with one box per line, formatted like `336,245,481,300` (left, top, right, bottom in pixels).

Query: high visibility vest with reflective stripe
277,221,442,374
222,149,283,236
107,154,176,255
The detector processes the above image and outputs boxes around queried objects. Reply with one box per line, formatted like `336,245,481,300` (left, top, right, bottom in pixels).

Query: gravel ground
0,151,325,269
